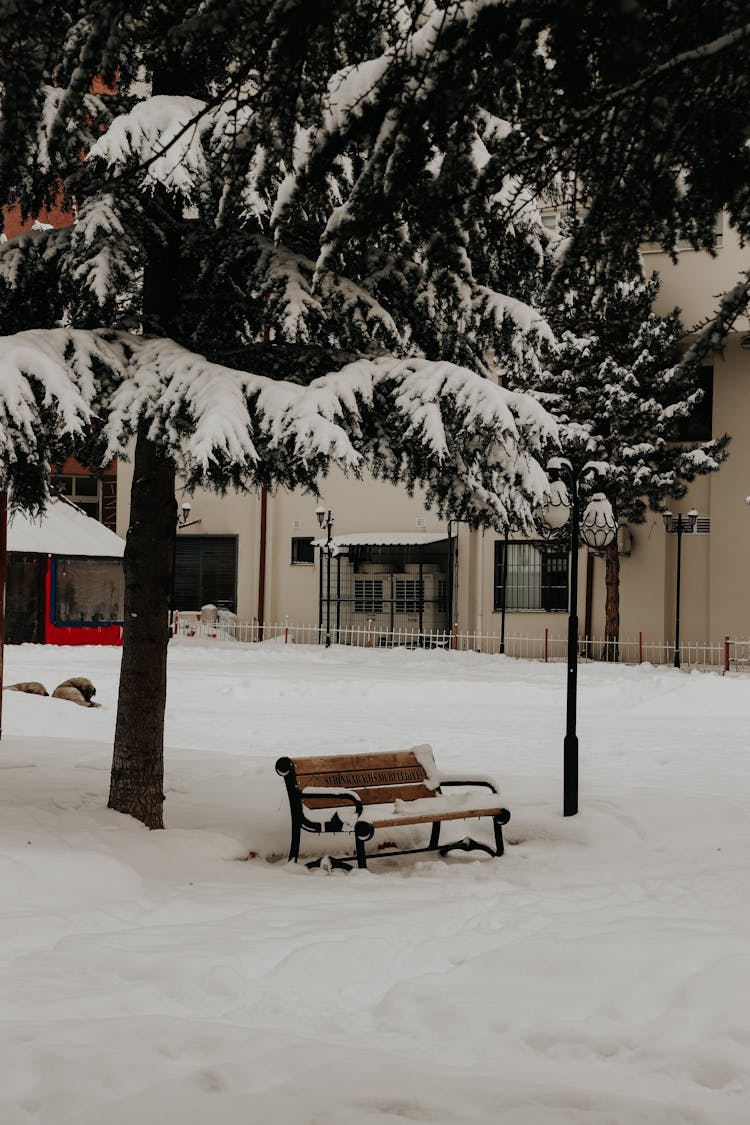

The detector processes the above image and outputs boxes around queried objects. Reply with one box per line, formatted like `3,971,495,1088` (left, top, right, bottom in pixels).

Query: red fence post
724,635,730,674
452,622,458,651
544,627,549,663
639,631,643,664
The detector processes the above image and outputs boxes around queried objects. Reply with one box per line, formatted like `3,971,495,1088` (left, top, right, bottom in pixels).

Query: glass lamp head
581,493,616,549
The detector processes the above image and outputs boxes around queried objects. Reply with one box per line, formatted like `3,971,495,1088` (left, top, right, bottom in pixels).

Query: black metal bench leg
306,855,353,872
355,821,375,869
428,821,441,850
439,809,512,859
493,809,511,856
493,817,505,857
439,837,495,858
288,822,301,864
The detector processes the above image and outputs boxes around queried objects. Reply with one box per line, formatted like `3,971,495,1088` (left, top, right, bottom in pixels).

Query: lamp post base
563,733,579,817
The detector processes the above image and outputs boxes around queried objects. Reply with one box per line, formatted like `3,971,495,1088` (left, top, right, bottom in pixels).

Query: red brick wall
2,72,115,238
2,196,75,239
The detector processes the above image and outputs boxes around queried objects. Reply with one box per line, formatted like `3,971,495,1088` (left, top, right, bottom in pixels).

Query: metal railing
170,612,747,672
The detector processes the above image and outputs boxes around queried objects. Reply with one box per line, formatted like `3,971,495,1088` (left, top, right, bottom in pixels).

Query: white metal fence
170,611,750,672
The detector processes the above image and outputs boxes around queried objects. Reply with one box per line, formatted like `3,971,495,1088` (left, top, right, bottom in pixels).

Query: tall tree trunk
108,423,175,827
107,54,195,828
604,539,620,662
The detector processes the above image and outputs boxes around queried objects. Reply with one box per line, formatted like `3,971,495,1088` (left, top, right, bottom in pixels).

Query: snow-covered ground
1,640,748,1124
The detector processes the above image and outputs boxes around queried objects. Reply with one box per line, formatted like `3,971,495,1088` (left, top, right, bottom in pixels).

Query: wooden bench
275,745,511,871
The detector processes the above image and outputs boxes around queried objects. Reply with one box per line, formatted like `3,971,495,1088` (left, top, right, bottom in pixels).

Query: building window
173,535,238,611
291,536,315,564
494,541,569,612
51,474,102,521
642,212,723,254
675,212,723,251
540,209,562,234
674,366,713,441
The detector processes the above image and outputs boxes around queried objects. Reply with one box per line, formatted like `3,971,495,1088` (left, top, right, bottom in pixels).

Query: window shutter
174,536,238,611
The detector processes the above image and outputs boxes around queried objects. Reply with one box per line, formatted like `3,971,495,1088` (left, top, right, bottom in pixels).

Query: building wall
706,338,750,639
117,459,450,626
266,474,448,626
645,217,750,332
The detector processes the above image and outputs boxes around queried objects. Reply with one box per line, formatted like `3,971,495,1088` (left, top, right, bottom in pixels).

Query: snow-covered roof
313,531,450,548
7,498,125,558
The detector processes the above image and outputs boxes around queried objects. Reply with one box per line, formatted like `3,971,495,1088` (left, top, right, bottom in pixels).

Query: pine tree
0,2,558,827
528,259,729,656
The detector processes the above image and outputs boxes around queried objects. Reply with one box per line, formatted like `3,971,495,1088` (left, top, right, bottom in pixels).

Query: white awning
8,497,126,558
313,531,450,549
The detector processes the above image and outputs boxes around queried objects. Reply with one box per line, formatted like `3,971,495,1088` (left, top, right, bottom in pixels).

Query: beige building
116,215,750,654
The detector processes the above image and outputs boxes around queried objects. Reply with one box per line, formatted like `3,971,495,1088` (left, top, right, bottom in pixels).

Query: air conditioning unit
340,575,391,634
391,574,449,633
329,568,450,640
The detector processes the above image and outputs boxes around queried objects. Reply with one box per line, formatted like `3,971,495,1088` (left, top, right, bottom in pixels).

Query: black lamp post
316,505,334,649
538,459,616,817
661,507,698,669
499,526,509,655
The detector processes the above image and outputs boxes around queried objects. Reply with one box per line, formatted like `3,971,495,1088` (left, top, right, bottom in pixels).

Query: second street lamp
538,461,616,817
662,507,698,669
316,505,334,649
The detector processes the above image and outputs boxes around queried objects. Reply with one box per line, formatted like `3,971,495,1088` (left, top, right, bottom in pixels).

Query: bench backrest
285,747,438,809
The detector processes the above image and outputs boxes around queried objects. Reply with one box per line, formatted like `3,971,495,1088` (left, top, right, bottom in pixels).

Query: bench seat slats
369,805,505,829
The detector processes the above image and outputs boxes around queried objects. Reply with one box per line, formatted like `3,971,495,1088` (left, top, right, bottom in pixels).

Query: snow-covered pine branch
102,337,557,528
0,226,69,291
66,194,143,319
0,328,557,530
0,328,121,509
87,95,213,201
251,238,401,351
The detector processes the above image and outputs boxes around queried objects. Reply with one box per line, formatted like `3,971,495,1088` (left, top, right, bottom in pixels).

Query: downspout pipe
0,492,6,738
256,487,268,639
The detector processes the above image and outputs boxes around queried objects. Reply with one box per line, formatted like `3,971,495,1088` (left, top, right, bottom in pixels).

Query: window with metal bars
291,536,315,564
494,540,569,612
673,366,713,442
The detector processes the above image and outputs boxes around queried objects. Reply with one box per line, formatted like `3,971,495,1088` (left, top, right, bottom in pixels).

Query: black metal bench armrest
438,777,499,794
300,787,364,815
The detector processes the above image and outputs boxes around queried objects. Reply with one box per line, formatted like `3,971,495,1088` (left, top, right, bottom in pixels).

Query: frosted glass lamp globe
538,479,571,530
581,493,616,549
